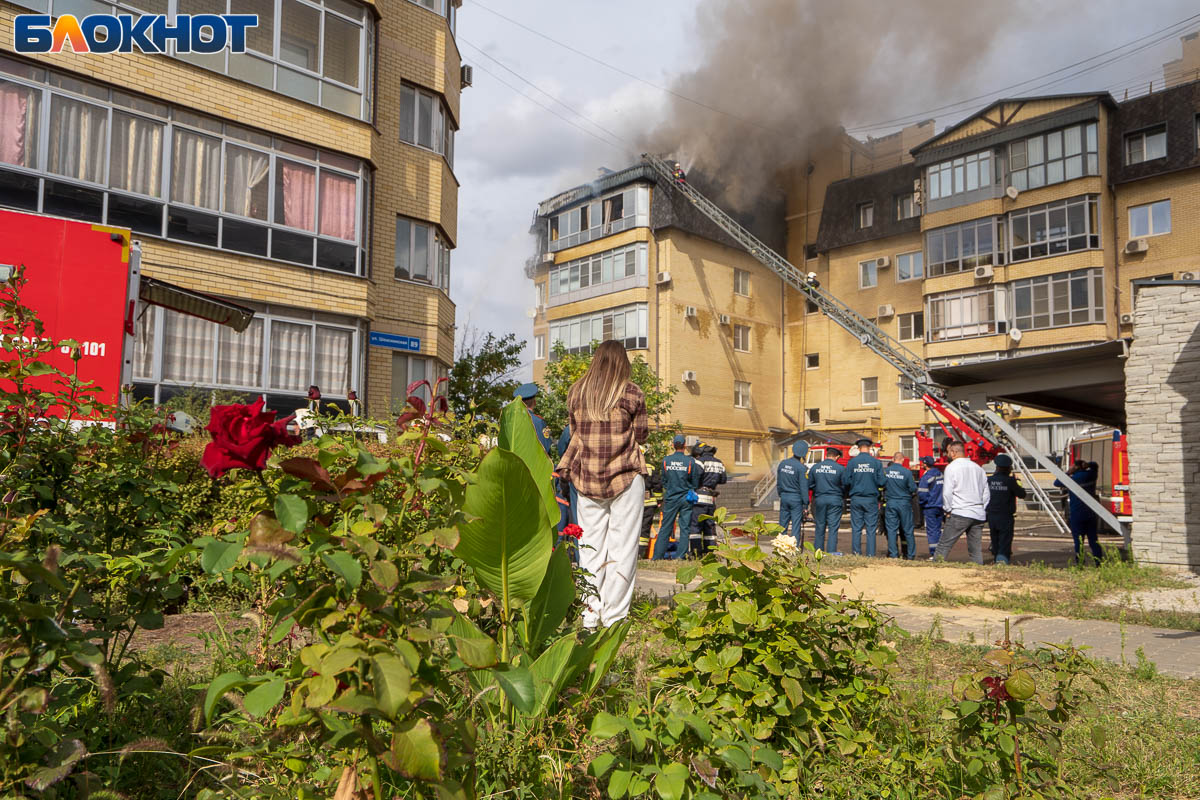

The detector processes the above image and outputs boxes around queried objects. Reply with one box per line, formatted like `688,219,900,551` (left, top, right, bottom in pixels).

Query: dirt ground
819,561,1062,606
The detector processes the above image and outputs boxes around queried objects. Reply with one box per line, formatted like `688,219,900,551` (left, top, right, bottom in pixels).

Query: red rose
561,523,583,540
982,675,1011,702
200,398,301,479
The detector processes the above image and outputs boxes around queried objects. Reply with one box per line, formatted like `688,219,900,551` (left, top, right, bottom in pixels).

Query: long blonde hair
570,341,631,422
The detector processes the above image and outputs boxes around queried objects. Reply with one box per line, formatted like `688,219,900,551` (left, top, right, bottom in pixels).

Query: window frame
1124,124,1167,166
394,216,451,292
927,150,993,201
1009,267,1105,332
859,258,878,289
926,217,1006,277
733,268,751,296
805,408,820,425
547,302,648,355
733,380,752,409
399,83,456,167
857,201,874,229
734,438,752,466
732,324,751,353
895,250,923,282
1008,195,1100,263
895,192,917,221
1128,199,1171,239
899,378,923,403
534,334,545,360
861,377,879,405
1008,122,1099,191
805,353,820,370
547,242,647,299
898,311,924,341
926,285,999,342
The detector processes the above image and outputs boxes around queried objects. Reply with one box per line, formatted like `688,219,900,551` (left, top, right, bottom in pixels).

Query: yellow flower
454,585,467,598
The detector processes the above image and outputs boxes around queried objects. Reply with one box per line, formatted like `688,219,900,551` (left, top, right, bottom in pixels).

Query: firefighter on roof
846,438,886,557
777,441,811,545
672,162,686,184
689,442,727,556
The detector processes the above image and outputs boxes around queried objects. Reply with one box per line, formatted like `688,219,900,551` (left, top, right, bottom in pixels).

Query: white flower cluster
772,535,799,559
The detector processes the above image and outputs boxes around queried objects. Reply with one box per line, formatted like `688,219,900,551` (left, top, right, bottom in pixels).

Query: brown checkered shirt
556,381,648,500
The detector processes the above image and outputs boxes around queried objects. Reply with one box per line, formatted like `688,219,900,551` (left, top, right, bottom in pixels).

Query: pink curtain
0,84,29,167
319,172,357,241
281,161,316,231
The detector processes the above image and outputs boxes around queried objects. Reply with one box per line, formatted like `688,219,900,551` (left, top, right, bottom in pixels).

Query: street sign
369,331,421,352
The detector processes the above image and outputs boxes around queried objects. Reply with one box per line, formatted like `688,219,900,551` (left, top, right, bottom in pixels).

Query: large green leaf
498,398,559,525
389,719,443,781
524,542,575,650
492,664,535,714
243,677,285,718
454,448,553,615
655,763,688,800
527,633,580,720
372,654,412,719
583,619,632,698
204,671,247,723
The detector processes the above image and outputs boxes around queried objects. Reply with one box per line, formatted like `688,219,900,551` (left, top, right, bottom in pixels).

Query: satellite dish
1005,185,1019,200
526,307,538,319
1009,327,1023,342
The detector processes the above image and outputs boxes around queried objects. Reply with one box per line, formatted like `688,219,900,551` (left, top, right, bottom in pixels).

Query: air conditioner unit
656,271,672,285
540,253,554,264
1120,313,1133,325
1181,271,1197,280
1124,238,1149,254
460,64,473,88
684,306,698,318
681,370,697,383
876,304,895,318
718,313,731,325
975,264,995,280
875,256,891,269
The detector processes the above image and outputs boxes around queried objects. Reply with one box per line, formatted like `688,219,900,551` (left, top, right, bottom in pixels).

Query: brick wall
1125,281,1200,570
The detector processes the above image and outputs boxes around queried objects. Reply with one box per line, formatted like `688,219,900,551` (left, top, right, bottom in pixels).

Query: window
734,268,751,296
927,286,997,341
898,435,918,463
734,381,751,409
805,408,820,425
927,150,993,201
859,259,878,289
407,0,456,30
395,217,451,291
1009,123,1099,190
733,324,751,352
547,243,648,301
926,218,1005,276
1009,195,1100,262
805,298,819,314
1129,200,1171,238
1010,268,1105,331
895,193,917,220
899,378,923,403
896,251,923,282
548,303,648,355
734,438,752,465
1125,125,1167,166
857,202,874,228
391,355,448,413
805,353,820,369
534,335,545,360
546,185,649,251
898,311,924,341
0,61,367,273
861,377,879,405
535,282,546,308
400,85,455,166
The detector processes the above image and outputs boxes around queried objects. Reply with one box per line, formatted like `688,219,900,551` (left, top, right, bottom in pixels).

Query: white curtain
171,129,221,209
224,144,270,219
269,321,312,392
314,326,351,395
0,80,38,168
162,310,216,383
217,317,264,387
110,112,163,197
48,95,107,184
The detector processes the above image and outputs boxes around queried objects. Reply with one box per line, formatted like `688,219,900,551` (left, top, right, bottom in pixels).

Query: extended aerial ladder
643,153,1129,545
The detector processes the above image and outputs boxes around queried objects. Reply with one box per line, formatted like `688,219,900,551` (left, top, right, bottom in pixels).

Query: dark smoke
648,0,1030,209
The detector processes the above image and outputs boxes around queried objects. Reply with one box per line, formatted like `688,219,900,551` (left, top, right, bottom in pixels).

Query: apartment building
0,0,462,417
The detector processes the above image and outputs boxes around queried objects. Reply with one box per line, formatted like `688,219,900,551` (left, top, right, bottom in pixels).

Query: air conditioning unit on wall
1120,313,1133,325
460,64,473,88
875,256,890,268
684,306,697,318
876,304,895,318
975,265,994,280
718,313,731,325
1181,271,1197,280
541,253,554,264
1125,238,1149,254
656,271,672,285
681,370,697,383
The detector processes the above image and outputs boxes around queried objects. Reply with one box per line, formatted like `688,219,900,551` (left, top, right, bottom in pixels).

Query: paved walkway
634,570,1200,680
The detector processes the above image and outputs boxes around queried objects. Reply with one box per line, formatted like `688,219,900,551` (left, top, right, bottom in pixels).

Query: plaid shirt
556,381,648,500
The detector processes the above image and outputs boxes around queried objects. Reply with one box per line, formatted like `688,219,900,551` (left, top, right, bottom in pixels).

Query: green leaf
372,655,412,719
608,767,633,799
590,711,626,740
584,619,632,697
201,539,241,574
717,646,743,670
274,494,309,533
966,758,984,776
1005,669,1036,701
493,664,535,714
322,551,363,590
499,398,560,525
781,676,803,707
450,633,498,669
390,719,442,781
528,633,579,719
454,448,553,613
589,753,617,778
370,560,400,592
655,763,688,800
958,700,981,716
204,671,246,723
305,674,337,708
752,745,783,771
524,543,576,649
1090,724,1108,749
676,564,698,585
717,745,751,771
683,714,712,742
727,599,758,626
319,646,365,676
984,649,1013,667
243,677,285,718
998,732,1015,756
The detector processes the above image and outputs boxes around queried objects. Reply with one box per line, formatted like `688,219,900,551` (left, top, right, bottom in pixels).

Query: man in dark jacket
986,454,1027,565
846,439,885,556
883,453,918,559
1055,461,1104,564
654,435,701,560
689,443,727,556
917,456,944,559
810,448,846,554
777,441,811,545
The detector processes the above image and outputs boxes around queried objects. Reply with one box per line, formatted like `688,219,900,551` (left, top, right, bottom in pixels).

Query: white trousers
574,474,644,629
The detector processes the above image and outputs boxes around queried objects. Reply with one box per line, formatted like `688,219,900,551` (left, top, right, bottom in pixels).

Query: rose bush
200,399,301,479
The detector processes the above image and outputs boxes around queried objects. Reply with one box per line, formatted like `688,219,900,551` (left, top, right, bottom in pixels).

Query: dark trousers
690,502,716,556
812,497,843,553
653,496,693,560
849,496,879,556
923,508,944,556
885,501,916,559
640,500,660,558
779,494,807,544
1069,511,1104,562
987,512,1015,563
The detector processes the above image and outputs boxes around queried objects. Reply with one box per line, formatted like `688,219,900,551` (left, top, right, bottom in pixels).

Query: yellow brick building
0,0,461,417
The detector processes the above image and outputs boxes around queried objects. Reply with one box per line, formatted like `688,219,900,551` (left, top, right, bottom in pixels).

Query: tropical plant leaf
492,664,535,714
498,398,559,524
527,633,579,720
583,619,632,697
524,542,575,650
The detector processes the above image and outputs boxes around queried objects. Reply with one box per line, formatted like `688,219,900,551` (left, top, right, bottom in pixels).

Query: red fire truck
1065,428,1133,521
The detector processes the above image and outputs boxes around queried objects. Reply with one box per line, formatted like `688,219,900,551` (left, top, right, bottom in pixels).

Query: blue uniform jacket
528,410,553,456
1055,468,1097,517
883,463,917,501
556,425,571,461
661,452,700,499
810,459,846,499
776,457,810,499
917,467,944,510
845,453,885,497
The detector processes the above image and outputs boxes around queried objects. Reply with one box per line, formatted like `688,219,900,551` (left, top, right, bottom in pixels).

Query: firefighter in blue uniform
917,456,945,559
554,425,578,561
986,453,1026,565
777,441,811,545
846,438,885,557
514,383,553,457
654,435,701,560
810,448,846,554
1055,461,1104,564
883,452,918,559
689,442,727,556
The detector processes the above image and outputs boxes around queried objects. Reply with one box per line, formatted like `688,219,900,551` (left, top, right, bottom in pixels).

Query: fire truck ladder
642,153,1128,546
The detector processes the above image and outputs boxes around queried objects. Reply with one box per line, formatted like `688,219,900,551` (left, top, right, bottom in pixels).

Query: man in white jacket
933,442,990,564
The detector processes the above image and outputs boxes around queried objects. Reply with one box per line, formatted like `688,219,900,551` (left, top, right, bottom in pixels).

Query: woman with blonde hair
556,340,648,629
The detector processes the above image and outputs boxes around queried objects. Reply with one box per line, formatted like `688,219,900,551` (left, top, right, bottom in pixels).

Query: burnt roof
813,163,922,253
1108,79,1200,185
